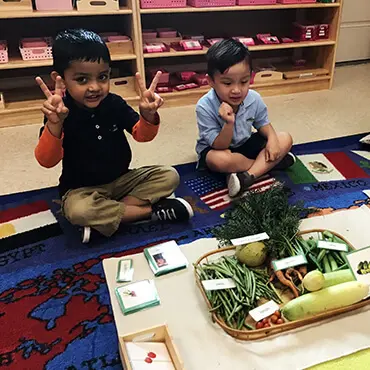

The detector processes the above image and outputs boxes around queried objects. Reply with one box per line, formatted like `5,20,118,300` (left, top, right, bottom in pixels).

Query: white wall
336,0,370,62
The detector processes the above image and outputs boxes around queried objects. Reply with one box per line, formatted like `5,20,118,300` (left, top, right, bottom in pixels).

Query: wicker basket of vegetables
194,186,370,340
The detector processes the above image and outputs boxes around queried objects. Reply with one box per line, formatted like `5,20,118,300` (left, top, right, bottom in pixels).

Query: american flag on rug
186,175,278,211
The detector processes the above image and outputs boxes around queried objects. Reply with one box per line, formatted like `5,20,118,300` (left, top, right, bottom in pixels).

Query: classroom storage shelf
0,0,343,127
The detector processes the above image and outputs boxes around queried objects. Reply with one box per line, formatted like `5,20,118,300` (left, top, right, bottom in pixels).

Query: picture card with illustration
144,240,188,277
346,246,370,293
115,280,160,315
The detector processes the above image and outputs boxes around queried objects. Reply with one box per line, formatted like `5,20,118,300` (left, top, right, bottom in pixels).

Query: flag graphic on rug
287,152,370,184
186,175,277,211
0,200,62,252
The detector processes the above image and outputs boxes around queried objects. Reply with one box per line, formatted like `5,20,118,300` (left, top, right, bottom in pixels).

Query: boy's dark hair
206,39,252,78
52,29,111,76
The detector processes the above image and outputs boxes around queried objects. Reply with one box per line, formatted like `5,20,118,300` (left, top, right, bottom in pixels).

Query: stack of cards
115,280,160,315
144,241,188,277
126,342,175,370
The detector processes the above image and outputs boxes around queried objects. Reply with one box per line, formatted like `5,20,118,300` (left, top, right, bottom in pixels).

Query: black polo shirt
41,93,139,196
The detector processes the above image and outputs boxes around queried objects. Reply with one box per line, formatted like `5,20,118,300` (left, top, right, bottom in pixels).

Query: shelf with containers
0,0,144,127
0,0,343,127
137,0,343,107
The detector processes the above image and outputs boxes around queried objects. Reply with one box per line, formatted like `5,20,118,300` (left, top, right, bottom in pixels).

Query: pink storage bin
317,23,330,39
157,28,177,38
35,0,73,11
277,0,315,3
99,32,119,41
22,40,48,48
237,0,276,5
150,69,170,84
0,41,8,64
108,35,130,42
20,37,53,61
143,29,158,39
188,0,236,7
140,0,186,8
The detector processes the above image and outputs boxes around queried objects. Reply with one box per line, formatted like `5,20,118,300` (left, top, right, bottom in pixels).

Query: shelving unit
0,1,343,127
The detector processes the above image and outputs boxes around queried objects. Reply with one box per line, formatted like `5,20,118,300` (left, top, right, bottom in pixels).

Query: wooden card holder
0,0,32,12
253,70,283,84
106,40,134,55
76,0,119,11
119,325,184,370
0,92,5,109
110,76,138,97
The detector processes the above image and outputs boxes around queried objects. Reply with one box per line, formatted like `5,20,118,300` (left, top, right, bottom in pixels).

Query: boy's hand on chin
136,71,164,124
218,102,235,125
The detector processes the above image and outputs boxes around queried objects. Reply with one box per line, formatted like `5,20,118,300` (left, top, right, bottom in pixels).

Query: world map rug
1,132,370,369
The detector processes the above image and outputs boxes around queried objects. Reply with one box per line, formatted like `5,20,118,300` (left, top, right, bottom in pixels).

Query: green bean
309,252,323,271
323,255,331,273
317,249,327,263
323,230,334,240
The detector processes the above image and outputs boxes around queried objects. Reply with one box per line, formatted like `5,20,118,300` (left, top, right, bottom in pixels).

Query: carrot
298,265,307,277
274,268,299,298
268,271,276,283
286,268,304,282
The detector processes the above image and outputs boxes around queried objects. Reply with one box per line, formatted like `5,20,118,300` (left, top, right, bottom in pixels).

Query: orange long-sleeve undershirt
34,116,159,168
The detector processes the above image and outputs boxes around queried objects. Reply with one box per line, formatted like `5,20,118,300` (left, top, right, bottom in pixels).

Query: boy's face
208,60,251,109
60,60,110,109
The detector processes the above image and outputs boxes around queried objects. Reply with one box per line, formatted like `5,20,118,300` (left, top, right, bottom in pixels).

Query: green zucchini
322,269,354,288
282,281,369,321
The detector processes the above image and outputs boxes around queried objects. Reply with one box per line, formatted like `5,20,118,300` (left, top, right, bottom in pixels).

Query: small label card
249,300,280,322
345,246,370,293
202,278,236,291
231,232,269,246
272,254,307,271
318,240,348,252
116,259,134,283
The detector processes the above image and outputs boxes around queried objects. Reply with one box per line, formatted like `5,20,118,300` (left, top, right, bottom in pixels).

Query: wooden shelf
0,7,132,19
157,75,331,107
144,40,335,58
0,53,137,70
0,0,343,127
140,3,340,14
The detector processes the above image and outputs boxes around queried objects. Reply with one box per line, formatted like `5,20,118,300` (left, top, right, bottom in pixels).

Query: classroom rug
1,132,370,369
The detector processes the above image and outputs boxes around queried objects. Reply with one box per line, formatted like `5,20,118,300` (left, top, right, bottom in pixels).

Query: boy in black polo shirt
34,29,193,242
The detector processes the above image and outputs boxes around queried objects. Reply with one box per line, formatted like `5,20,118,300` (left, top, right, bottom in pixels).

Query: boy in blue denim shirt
196,39,294,197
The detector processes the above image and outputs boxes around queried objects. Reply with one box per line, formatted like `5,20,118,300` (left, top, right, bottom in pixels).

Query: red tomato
256,322,264,329
270,315,278,324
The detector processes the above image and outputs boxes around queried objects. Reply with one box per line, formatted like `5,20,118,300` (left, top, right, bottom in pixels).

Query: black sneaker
227,172,255,197
274,152,296,171
152,198,194,222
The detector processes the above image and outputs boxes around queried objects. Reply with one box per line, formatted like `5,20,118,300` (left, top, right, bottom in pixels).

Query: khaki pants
62,166,180,237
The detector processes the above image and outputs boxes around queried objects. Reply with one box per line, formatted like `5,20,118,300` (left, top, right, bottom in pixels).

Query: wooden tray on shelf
194,229,370,341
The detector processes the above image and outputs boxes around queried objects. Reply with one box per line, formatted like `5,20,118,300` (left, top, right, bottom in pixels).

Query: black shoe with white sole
227,172,255,198
274,152,296,171
152,198,194,222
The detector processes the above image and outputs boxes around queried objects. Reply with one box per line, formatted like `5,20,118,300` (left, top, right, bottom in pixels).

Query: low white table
103,208,370,370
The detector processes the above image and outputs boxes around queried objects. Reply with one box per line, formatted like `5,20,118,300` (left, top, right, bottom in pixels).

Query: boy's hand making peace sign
36,76,69,125
136,71,164,124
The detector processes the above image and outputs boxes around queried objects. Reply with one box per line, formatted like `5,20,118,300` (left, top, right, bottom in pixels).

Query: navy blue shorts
198,133,267,171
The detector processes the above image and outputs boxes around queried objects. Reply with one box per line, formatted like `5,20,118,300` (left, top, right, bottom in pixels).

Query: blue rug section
1,132,370,370
0,162,227,274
